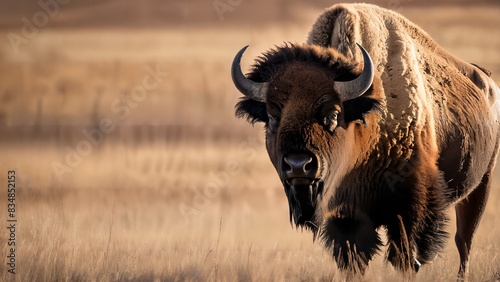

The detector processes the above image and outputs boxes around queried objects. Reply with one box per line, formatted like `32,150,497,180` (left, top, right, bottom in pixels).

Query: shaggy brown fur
233,3,500,278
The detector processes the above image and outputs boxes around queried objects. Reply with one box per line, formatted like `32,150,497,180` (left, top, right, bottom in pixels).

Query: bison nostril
282,152,318,179
282,160,292,174
304,161,313,173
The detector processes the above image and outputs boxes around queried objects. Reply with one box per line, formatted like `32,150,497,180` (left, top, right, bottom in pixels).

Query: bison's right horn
231,45,268,103
334,43,374,101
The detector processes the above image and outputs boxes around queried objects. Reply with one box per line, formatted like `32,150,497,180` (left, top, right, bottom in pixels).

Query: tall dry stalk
103,201,116,263
214,217,222,281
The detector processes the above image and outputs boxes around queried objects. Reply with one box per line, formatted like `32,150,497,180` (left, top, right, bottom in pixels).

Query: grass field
0,1,500,281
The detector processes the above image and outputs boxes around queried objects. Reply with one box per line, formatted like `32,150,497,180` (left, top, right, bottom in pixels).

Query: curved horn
231,45,267,103
334,43,374,101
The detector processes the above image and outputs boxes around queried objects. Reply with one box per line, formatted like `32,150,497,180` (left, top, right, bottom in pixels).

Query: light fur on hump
306,3,496,163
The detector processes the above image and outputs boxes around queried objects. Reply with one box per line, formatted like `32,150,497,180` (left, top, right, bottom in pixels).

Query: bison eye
322,110,339,133
267,113,279,134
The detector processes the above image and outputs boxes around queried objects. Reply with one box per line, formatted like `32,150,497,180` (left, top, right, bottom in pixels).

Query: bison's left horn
334,43,374,101
231,45,268,103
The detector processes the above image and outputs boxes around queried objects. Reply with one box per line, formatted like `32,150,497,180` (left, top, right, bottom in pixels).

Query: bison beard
285,175,383,273
321,212,381,274
283,179,323,231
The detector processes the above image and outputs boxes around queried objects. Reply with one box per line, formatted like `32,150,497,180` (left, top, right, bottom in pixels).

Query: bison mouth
283,177,324,231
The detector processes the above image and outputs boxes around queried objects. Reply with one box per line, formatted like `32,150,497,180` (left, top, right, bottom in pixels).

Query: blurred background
0,0,499,280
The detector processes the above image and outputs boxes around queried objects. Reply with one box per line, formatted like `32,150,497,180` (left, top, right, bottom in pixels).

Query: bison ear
342,96,380,125
235,98,268,124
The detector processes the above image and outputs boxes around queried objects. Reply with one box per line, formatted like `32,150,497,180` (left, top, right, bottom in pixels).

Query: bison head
232,43,382,271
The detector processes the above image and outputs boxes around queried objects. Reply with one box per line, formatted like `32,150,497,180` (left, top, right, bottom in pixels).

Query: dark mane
247,43,358,83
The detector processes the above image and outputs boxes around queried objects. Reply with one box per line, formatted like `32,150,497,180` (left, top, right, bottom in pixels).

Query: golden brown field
0,1,499,281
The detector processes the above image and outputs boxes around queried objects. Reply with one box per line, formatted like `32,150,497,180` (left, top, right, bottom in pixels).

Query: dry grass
0,3,499,282
0,141,499,281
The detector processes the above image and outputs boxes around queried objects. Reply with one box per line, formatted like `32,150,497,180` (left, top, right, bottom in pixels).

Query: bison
231,3,500,278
